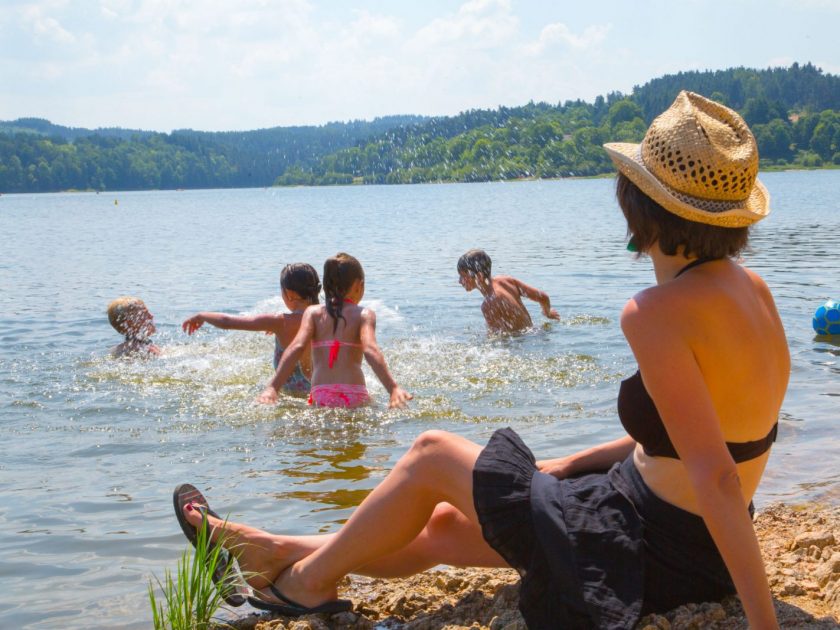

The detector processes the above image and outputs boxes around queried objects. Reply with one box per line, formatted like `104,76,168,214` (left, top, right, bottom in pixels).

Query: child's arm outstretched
256,309,315,404
360,309,412,409
182,311,282,335
514,279,560,321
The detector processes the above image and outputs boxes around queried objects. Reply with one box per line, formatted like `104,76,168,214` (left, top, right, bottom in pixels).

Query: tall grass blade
147,511,240,629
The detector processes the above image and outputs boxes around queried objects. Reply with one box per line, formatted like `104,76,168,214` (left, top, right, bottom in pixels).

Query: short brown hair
107,297,148,335
615,173,749,259
457,249,492,277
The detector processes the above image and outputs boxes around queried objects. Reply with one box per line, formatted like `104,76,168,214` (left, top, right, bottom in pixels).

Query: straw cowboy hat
603,91,770,227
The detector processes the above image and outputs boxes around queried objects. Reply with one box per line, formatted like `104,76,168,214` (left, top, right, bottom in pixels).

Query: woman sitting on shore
174,92,789,629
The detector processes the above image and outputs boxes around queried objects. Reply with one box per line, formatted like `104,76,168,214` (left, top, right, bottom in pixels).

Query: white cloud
20,2,76,45
3,0,836,131
347,10,402,42
408,0,518,50
524,22,610,56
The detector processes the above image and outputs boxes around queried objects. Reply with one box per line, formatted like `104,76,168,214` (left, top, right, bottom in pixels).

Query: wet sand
224,502,840,629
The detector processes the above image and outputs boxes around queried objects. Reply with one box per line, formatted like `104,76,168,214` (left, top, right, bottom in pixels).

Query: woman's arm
359,309,412,408
622,299,778,629
537,435,636,478
183,311,283,335
256,309,314,404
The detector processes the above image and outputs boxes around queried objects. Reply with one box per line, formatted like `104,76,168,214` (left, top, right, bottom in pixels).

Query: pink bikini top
312,339,362,368
315,298,362,368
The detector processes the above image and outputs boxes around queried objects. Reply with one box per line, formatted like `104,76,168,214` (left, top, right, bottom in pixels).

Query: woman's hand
537,457,575,479
388,386,413,409
256,386,278,405
182,314,205,335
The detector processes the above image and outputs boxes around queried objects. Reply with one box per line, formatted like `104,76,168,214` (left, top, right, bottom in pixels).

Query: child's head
280,263,322,306
323,253,365,332
107,296,155,339
457,249,492,290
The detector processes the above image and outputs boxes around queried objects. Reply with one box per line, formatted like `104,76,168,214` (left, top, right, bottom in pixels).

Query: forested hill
1,63,838,193
275,62,840,185
0,115,426,192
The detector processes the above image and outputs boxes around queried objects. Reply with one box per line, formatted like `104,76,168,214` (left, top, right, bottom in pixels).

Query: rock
436,574,466,592
385,593,408,615
490,583,519,611
636,614,671,629
782,581,806,596
331,611,372,629
794,530,836,550
488,610,526,630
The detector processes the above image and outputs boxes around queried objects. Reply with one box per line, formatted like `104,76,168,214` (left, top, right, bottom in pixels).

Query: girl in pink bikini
257,253,412,409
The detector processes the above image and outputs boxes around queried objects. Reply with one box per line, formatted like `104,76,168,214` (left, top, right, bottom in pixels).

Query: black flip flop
172,483,250,607
248,583,353,616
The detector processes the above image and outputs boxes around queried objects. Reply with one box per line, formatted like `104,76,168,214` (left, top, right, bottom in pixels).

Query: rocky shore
225,503,840,629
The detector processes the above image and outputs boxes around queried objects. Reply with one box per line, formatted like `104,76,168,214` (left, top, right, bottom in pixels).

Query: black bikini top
616,258,778,462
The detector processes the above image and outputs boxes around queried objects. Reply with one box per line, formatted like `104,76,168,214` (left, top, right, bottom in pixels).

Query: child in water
457,248,561,333
182,263,321,394
258,253,412,408
107,296,161,358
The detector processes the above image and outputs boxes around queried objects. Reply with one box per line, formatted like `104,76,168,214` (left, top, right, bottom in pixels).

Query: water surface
0,171,838,628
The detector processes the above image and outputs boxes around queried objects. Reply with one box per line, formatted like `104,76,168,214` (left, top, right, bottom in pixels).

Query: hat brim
603,142,770,227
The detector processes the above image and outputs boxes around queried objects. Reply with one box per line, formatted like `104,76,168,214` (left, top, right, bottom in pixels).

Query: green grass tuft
148,513,241,630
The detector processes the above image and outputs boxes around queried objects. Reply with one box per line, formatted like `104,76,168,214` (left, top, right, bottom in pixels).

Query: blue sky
1,0,837,131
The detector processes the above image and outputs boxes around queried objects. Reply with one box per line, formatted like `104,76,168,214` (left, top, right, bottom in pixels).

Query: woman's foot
182,502,308,589
260,562,340,610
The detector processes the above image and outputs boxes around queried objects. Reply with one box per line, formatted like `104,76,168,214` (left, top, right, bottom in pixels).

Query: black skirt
472,428,738,630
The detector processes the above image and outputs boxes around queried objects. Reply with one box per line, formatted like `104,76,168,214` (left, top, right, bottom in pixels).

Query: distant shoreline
1,166,837,196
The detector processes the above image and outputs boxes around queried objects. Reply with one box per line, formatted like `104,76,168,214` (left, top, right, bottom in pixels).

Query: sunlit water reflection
0,172,838,628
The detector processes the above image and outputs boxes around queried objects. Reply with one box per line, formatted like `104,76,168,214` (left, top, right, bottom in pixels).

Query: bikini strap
675,257,718,278
727,422,778,463
312,338,363,368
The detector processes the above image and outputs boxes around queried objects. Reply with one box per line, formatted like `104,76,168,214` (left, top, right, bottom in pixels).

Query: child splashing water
258,253,412,408
182,263,321,394
107,296,161,358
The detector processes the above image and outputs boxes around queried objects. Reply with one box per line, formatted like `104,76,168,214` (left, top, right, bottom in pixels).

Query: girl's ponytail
323,253,364,333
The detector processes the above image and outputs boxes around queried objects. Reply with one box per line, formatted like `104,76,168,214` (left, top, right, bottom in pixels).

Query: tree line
1,64,838,193
0,116,424,193
276,63,840,186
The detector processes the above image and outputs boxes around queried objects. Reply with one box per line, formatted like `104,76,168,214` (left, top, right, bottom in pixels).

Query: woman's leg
182,430,502,593
269,430,490,606
355,501,506,577
183,500,504,589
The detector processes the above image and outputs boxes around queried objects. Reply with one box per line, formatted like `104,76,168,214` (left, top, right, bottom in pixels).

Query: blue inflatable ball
813,299,840,336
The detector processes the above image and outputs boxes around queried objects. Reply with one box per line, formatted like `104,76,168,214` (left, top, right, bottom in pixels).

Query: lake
0,171,838,628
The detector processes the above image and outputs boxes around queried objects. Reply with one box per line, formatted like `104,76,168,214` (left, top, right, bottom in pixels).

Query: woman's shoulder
620,266,719,336
620,283,679,328
621,260,775,339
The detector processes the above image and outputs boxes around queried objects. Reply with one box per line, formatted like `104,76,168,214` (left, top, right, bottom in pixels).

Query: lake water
1,171,839,628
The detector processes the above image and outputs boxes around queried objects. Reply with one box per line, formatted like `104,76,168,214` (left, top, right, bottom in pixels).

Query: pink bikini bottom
308,384,370,408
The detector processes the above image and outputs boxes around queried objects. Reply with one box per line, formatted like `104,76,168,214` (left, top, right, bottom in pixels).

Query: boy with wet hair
107,296,161,358
457,248,560,333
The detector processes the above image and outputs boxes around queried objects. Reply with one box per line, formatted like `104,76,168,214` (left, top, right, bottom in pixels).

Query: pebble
794,530,836,550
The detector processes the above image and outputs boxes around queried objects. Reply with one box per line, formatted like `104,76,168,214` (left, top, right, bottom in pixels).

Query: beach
223,501,840,629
